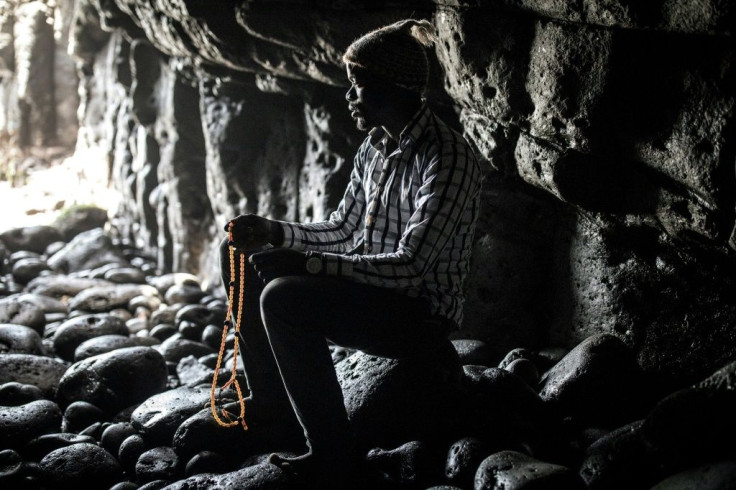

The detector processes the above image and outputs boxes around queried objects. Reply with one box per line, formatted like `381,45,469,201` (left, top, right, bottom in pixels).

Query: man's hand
249,248,308,284
226,214,284,249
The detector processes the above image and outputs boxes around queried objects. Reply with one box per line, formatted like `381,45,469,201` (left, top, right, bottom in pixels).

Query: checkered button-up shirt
278,104,482,327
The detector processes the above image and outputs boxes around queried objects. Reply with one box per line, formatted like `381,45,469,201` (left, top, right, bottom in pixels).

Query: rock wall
64,0,735,384
0,0,78,150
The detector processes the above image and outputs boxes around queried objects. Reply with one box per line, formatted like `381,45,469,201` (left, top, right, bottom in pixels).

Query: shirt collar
368,104,431,155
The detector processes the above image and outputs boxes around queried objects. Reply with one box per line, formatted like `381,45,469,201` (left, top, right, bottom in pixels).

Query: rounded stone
147,273,200,296
175,304,215,328
138,480,172,489
150,323,178,342
46,228,127,274
336,350,463,448
53,314,129,361
63,401,105,433
57,346,168,414
201,325,224,350
178,321,205,341
130,294,162,312
498,347,538,370
68,284,159,313
44,241,67,257
53,205,108,242
74,334,159,361
22,433,97,462
101,422,138,457
445,437,491,488
0,324,44,354
163,462,289,490
156,337,215,364
474,451,583,489
165,284,206,305
110,482,139,490
126,317,149,334
40,442,122,488
366,440,437,487
150,304,184,327
104,267,147,284
119,434,147,473
15,293,68,314
11,258,51,284
505,358,540,387
0,449,22,479
452,339,494,366
0,382,44,406
184,451,230,477
0,298,46,334
136,446,180,483
176,356,214,386
0,226,63,254
651,459,736,489
0,400,62,448
539,333,645,426
0,354,69,397
131,386,211,446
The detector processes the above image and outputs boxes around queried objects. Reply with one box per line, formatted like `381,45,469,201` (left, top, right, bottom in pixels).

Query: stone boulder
444,437,493,489
52,205,108,241
162,462,289,490
0,400,62,449
539,334,646,426
25,275,113,298
0,382,44,406
47,228,127,273
650,460,736,490
74,334,159,361
366,440,443,489
0,226,63,254
68,284,159,313
475,451,584,490
0,354,69,397
0,323,44,354
22,433,97,462
53,314,129,361
452,339,494,367
136,446,181,483
131,386,211,446
57,346,168,414
336,350,463,449
11,257,52,284
39,442,123,489
578,420,657,489
0,297,46,334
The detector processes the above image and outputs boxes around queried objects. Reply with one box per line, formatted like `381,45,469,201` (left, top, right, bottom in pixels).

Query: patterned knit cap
343,19,437,93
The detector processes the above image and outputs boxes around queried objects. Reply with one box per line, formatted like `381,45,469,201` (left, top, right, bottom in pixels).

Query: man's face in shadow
345,63,402,132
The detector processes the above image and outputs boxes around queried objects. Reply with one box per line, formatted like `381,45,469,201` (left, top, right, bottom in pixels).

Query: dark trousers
220,240,454,455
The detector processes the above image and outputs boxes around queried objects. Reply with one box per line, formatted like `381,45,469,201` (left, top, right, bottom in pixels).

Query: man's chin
354,118,373,132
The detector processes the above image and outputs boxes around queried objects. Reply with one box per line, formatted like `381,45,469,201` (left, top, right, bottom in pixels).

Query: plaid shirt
278,104,482,327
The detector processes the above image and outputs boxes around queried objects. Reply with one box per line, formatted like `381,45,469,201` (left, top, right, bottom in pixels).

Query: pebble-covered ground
1,217,735,489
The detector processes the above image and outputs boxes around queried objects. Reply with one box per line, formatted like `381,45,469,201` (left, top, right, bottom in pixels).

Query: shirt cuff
316,252,354,277
275,221,298,249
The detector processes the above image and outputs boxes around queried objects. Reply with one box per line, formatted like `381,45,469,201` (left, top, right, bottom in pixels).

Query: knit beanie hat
343,19,437,93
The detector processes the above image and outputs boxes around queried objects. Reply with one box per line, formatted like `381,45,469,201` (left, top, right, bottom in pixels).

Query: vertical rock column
14,1,55,147
52,0,79,147
0,7,16,145
153,59,211,275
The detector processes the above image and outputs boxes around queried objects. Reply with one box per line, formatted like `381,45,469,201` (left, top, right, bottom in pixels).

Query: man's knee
261,277,298,314
260,277,316,330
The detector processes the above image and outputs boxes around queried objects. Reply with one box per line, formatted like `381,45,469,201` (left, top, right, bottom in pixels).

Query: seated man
224,18,482,483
